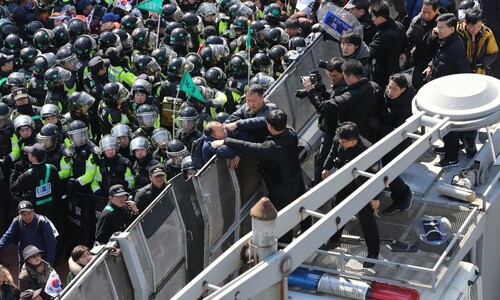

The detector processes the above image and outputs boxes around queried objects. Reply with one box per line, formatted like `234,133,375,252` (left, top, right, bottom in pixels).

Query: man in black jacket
368,1,406,89
346,0,377,45
322,122,381,268
404,0,440,90
211,110,305,242
95,184,138,244
10,144,62,227
134,164,167,213
303,59,382,144
423,13,470,168
301,57,347,185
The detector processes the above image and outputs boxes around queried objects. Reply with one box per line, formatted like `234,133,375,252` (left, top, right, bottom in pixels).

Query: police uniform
132,154,159,190
133,164,167,212
91,155,135,196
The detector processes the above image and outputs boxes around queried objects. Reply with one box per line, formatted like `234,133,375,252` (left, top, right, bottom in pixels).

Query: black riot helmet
44,66,71,89
228,4,241,22
136,104,158,128
177,106,198,134
289,36,306,51
185,52,203,76
67,18,88,41
24,21,44,41
67,120,89,146
112,29,133,53
121,15,143,34
6,72,27,87
0,19,17,38
215,112,230,123
205,35,227,46
200,44,230,68
231,16,249,36
218,0,233,14
151,127,172,149
74,35,96,58
181,156,196,178
229,52,249,77
250,72,275,90
264,3,282,22
269,27,290,47
180,12,204,34
204,67,227,90
236,34,256,53
69,92,95,115
250,20,267,43
167,57,194,78
151,46,177,69
131,78,152,95
163,4,184,22
192,76,208,87
131,27,150,51
169,27,190,47
3,34,22,55
56,45,78,72
133,55,161,75
52,24,70,48
102,82,130,105
251,52,273,75
166,139,189,167
37,123,60,151
33,52,57,76
164,22,182,44
20,46,41,67
268,44,287,64
33,28,54,51
99,31,122,52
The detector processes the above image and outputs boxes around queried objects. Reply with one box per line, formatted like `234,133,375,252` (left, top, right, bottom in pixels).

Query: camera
295,70,325,98
317,59,329,69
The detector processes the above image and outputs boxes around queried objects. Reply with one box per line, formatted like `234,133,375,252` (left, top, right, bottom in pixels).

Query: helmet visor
152,130,172,148
167,148,189,167
99,138,119,151
59,54,78,72
74,92,96,110
69,128,89,146
137,112,157,127
111,125,131,137
37,134,56,150
177,118,197,134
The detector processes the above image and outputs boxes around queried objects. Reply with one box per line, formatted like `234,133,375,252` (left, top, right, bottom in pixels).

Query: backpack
191,135,206,170
15,215,47,239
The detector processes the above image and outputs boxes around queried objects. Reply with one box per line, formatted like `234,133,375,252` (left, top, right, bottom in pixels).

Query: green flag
136,0,162,13
179,70,205,103
246,23,251,50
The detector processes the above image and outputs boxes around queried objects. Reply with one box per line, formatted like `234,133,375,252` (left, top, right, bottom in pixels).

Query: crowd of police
0,0,497,295
0,0,323,285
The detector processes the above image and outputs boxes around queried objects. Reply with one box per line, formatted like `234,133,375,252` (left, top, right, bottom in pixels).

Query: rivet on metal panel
202,193,211,203
383,176,389,186
280,256,292,274
352,168,358,178
336,216,341,230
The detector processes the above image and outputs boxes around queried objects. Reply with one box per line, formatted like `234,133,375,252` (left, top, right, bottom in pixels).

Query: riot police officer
36,123,72,180
10,88,42,132
175,106,202,153
65,92,97,141
91,135,134,197
98,82,132,134
151,127,172,163
165,139,190,179
132,104,160,140
111,123,134,163
29,53,57,105
130,136,159,190
44,67,72,113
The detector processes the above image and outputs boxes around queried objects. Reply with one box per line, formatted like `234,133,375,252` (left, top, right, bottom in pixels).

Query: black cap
109,184,129,197
88,56,110,74
18,200,34,213
0,53,14,66
24,143,47,162
149,164,166,176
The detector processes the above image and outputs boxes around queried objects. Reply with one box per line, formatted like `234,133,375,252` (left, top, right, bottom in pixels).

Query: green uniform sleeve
119,71,137,87
91,166,101,193
77,155,97,186
8,134,20,161
59,156,72,180
125,166,135,190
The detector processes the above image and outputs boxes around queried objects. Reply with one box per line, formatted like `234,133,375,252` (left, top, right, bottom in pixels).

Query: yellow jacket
456,21,499,75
